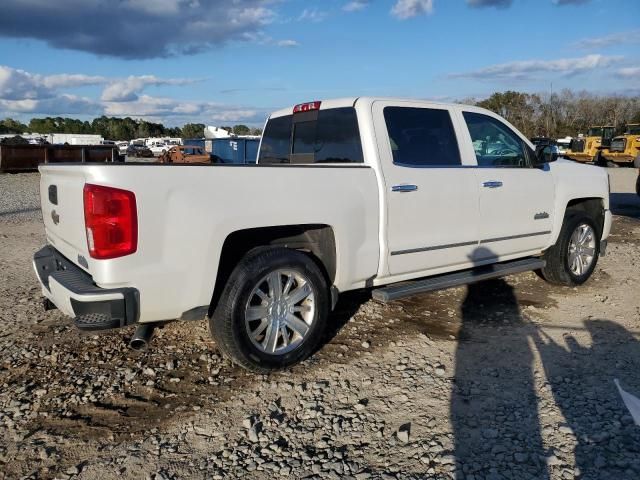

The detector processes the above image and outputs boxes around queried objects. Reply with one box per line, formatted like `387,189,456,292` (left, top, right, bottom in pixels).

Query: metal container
0,145,119,172
183,138,205,149
211,138,259,164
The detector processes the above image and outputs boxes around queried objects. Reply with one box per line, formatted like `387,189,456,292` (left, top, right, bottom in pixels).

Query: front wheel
540,213,600,286
210,247,329,372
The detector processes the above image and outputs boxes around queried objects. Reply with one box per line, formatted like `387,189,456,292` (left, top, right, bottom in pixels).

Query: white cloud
103,95,266,123
101,76,199,102
449,54,622,80
0,66,106,101
617,67,640,80
343,1,370,12
276,39,300,48
0,66,52,101
298,8,327,23
573,30,640,49
0,94,98,115
391,0,434,19
41,74,107,90
0,64,265,125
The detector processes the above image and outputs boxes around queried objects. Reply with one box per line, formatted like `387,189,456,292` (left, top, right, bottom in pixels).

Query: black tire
540,213,600,286
593,151,605,166
209,247,329,373
636,172,640,197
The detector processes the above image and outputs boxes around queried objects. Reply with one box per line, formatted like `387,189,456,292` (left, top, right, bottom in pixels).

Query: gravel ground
0,168,639,480
0,173,41,223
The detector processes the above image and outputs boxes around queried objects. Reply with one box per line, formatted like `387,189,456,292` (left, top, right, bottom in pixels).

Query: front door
373,101,480,277
460,110,555,259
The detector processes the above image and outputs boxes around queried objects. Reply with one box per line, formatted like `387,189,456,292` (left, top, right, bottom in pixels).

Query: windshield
627,125,640,135
587,127,603,137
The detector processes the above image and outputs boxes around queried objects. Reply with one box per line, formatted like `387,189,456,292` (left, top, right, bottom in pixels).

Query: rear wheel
540,213,600,286
210,247,329,372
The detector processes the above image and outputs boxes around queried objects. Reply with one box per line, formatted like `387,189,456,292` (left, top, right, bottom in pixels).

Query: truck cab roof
268,97,475,119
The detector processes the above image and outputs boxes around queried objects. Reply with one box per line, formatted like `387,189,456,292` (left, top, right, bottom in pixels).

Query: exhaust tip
129,324,156,351
129,338,148,351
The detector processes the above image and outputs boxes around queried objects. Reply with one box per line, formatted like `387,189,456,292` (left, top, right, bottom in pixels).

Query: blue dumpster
183,138,205,149
211,138,259,164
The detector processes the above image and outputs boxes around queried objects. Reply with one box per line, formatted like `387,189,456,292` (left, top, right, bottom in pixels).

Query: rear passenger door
373,101,480,277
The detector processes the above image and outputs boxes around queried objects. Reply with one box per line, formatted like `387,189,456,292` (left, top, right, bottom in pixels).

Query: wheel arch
565,197,605,236
208,224,337,316
548,196,606,247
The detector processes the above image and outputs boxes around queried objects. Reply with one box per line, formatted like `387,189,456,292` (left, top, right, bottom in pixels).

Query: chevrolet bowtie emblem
51,210,60,225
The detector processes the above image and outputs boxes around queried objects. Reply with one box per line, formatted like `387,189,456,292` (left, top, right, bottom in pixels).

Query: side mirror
534,144,558,166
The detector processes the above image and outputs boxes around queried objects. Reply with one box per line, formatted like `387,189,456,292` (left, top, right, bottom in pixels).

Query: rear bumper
33,246,139,330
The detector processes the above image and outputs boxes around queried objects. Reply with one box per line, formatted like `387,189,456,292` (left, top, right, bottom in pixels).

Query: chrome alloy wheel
244,270,315,355
568,223,596,276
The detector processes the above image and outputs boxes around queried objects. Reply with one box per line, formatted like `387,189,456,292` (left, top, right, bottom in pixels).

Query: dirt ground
0,168,638,480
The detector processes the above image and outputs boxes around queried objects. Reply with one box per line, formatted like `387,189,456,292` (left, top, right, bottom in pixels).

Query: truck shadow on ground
609,193,640,219
452,276,640,479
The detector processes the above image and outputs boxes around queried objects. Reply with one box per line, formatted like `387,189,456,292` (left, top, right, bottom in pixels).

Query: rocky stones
482,428,499,440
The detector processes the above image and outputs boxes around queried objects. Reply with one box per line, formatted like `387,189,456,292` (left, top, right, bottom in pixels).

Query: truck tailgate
39,165,90,268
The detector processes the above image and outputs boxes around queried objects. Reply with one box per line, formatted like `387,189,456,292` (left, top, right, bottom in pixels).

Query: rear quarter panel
53,164,380,322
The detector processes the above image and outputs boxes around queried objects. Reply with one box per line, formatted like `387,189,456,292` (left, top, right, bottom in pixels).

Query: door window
463,112,533,168
383,107,461,167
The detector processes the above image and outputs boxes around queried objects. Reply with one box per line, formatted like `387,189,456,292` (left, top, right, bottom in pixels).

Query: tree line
2,89,639,141
0,116,262,140
465,90,640,139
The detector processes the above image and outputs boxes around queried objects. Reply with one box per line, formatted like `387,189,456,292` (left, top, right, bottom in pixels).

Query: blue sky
0,0,638,126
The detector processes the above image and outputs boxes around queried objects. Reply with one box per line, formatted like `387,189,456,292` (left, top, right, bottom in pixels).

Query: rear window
258,107,363,164
383,107,461,167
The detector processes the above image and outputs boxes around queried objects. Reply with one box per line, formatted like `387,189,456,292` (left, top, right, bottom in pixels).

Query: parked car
148,142,169,156
126,144,153,158
157,146,210,164
117,142,129,156
33,97,611,372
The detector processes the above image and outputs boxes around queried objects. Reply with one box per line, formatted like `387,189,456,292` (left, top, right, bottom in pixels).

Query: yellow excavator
601,124,640,167
565,125,614,163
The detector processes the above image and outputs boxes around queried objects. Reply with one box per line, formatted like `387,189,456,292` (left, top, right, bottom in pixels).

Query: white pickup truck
34,97,611,372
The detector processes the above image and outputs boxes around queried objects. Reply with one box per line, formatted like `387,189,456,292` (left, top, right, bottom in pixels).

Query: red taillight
293,101,321,113
83,184,137,259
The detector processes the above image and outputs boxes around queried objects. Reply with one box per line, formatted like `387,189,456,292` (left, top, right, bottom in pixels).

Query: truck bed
39,163,380,322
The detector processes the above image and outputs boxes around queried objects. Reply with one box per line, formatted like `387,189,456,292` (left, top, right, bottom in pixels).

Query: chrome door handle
392,184,418,193
482,181,503,188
